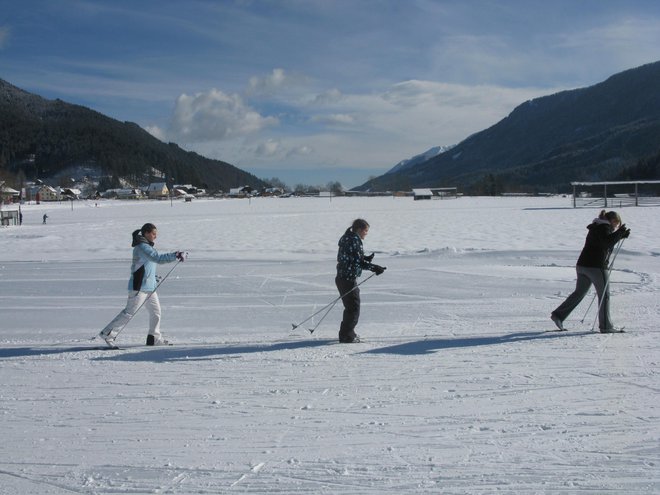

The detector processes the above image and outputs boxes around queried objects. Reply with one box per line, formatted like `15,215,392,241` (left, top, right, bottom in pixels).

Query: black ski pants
552,265,613,330
335,276,360,342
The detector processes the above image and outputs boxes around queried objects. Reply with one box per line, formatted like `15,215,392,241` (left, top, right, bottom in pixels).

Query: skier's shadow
93,339,335,363
363,331,591,356
0,346,100,359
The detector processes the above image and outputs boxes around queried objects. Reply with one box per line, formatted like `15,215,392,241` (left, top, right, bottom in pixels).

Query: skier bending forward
99,223,185,347
551,210,630,333
335,219,386,343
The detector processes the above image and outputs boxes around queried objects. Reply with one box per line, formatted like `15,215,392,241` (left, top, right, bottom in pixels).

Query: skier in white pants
100,223,184,346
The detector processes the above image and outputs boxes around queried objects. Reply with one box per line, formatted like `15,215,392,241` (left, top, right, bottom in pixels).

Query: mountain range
385,145,455,176
2,62,660,195
357,61,660,193
0,79,265,192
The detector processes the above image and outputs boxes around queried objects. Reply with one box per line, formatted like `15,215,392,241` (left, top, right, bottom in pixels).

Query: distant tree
58,176,75,188
615,150,660,180
472,173,505,196
293,183,322,194
97,174,121,192
326,181,343,194
263,177,289,191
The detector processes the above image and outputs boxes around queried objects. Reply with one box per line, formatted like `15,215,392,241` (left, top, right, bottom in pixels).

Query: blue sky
2,0,660,188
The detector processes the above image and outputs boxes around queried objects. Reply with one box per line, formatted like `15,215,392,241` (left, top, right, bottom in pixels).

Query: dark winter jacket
576,219,626,269
336,228,376,281
128,230,176,291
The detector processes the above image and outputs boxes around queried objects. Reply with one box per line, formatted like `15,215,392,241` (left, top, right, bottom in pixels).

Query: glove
620,224,631,238
175,251,187,262
373,265,386,275
364,252,375,262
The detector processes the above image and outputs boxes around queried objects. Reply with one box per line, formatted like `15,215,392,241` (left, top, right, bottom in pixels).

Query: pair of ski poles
292,272,377,334
103,256,185,342
104,256,374,341
579,238,625,331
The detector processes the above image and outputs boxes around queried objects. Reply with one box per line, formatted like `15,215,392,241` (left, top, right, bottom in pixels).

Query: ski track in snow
0,196,658,494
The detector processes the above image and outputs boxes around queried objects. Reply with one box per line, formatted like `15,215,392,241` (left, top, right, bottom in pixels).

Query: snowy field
0,196,658,494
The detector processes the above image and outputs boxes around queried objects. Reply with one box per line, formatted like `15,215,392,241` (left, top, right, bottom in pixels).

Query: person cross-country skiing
335,219,386,343
551,210,630,333
99,223,185,347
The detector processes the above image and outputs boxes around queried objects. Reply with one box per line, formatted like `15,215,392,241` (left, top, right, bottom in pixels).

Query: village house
145,182,169,199
228,186,253,198
36,185,60,202
1,184,20,204
61,188,82,200
1,182,22,226
412,188,433,201
174,184,206,197
102,188,144,199
262,187,284,197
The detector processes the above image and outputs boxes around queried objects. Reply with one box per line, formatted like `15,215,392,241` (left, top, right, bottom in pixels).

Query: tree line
261,177,345,194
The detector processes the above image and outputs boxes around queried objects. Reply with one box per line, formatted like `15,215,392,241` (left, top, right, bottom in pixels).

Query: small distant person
19,212,23,225
42,214,48,224
335,219,386,343
99,223,185,347
551,210,630,333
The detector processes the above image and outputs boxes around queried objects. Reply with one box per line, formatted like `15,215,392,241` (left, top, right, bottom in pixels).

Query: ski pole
590,238,625,331
579,239,624,324
306,298,340,334
292,272,377,332
106,257,184,341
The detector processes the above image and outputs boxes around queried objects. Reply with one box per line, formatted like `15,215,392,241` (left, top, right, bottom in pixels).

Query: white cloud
249,78,553,173
306,79,551,150
145,125,166,142
254,139,313,159
168,88,278,142
312,88,343,105
155,72,555,180
554,17,660,72
255,139,281,157
286,145,313,158
310,113,355,126
247,68,309,96
558,17,660,51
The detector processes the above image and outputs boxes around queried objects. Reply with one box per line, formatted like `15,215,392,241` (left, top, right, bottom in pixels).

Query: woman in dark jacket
335,219,386,343
551,210,630,333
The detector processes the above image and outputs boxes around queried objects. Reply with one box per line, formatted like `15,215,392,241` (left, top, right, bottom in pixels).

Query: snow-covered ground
1,196,658,494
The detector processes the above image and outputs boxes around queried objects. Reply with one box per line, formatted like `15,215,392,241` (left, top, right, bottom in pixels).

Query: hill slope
385,145,454,176
356,61,660,193
0,79,264,191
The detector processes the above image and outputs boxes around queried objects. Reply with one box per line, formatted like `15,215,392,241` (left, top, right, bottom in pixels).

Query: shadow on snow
0,331,593,361
93,339,336,363
362,331,592,356
0,346,105,358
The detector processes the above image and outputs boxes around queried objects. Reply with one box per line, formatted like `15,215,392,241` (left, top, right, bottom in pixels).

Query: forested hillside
0,79,264,191
356,61,660,193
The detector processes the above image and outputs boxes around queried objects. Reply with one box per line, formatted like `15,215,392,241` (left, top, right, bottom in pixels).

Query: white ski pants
101,290,162,339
